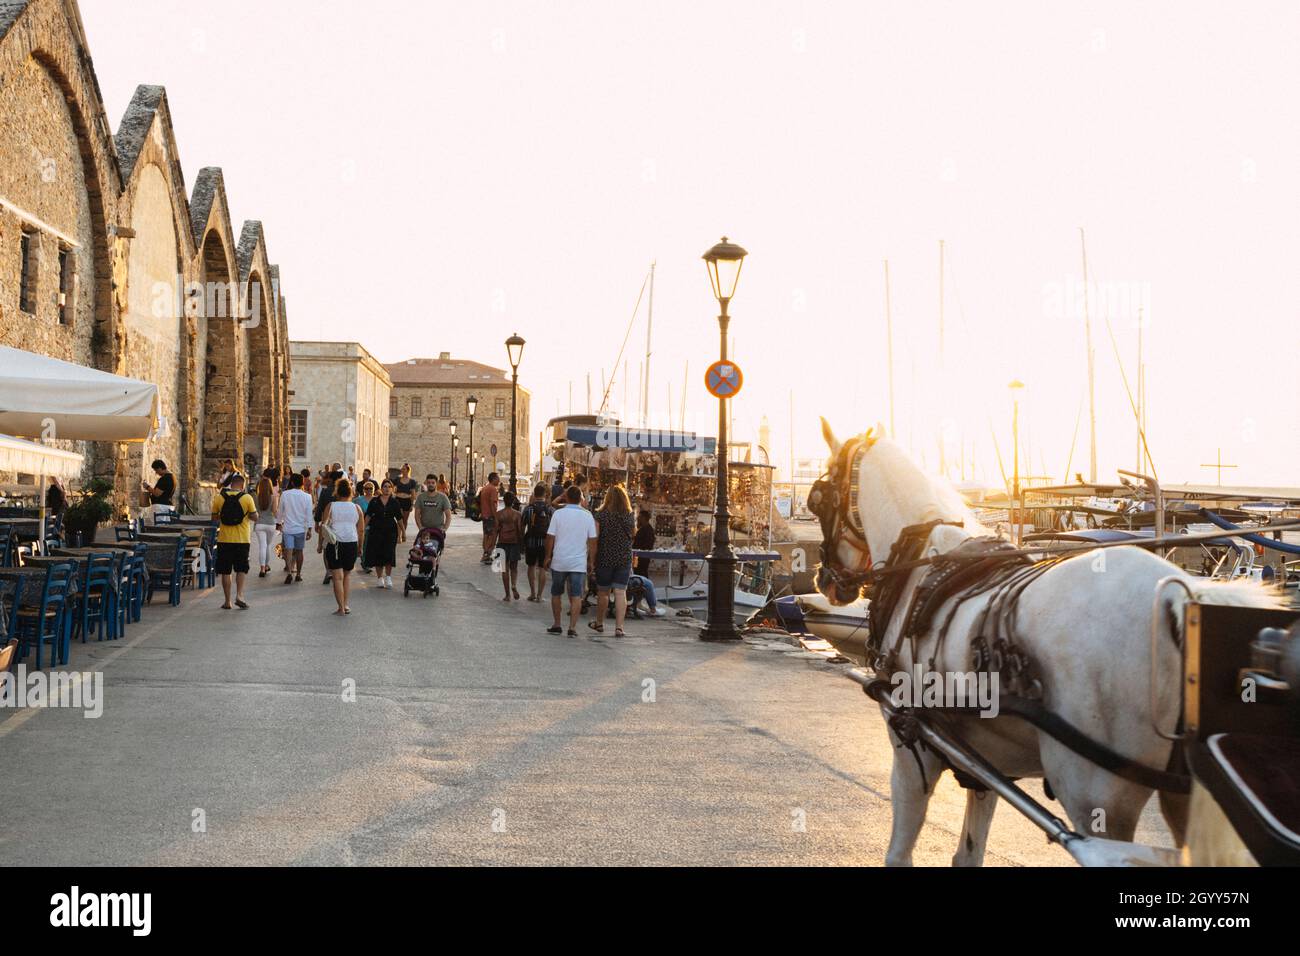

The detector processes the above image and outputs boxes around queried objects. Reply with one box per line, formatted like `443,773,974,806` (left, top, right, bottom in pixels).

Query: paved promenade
0,521,1173,865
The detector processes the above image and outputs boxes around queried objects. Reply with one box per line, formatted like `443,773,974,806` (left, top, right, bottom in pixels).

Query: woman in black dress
364,478,403,589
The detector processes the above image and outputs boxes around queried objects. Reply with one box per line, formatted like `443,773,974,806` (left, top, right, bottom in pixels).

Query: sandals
566,628,577,638
614,629,625,638
547,625,563,634
587,621,604,633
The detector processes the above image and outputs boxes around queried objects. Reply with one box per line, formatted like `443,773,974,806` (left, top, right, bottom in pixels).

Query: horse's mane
864,438,989,536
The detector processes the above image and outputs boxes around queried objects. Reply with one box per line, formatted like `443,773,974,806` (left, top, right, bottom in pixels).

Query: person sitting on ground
211,472,257,610
544,485,597,638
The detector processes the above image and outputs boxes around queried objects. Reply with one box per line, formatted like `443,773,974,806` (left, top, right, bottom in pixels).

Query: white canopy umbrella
0,434,84,478
0,345,158,442
0,346,159,547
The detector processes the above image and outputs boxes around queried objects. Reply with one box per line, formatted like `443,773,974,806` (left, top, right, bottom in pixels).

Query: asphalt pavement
0,518,1174,865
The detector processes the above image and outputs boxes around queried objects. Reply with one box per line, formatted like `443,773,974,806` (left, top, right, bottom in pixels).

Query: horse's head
810,418,879,606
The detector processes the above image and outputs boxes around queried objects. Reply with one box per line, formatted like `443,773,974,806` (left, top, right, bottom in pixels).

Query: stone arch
190,167,242,487
113,84,195,500
236,220,276,478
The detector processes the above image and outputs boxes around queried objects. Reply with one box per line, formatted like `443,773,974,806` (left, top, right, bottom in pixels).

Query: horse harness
813,434,1192,795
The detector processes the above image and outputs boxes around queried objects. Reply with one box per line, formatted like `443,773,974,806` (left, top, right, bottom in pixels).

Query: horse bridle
808,429,878,595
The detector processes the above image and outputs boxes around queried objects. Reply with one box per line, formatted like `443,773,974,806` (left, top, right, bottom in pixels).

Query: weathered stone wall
0,0,294,511
288,341,391,479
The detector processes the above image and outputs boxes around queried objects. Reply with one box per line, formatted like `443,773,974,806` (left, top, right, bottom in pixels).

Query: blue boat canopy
563,426,716,455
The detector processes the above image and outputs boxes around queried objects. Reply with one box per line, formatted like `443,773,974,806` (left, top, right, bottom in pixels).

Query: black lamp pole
700,237,747,642
506,334,525,495
467,395,477,493
449,422,458,492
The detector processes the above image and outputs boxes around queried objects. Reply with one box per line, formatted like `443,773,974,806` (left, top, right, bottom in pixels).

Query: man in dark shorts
478,472,500,564
394,463,418,543
521,482,553,601
210,472,257,609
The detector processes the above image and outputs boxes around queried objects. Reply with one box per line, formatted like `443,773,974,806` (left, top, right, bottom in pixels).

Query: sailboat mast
938,239,947,476
1080,227,1097,483
643,261,655,427
1136,306,1143,472
885,259,895,440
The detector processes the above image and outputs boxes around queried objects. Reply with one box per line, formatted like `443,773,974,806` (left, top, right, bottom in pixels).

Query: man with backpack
520,482,553,602
210,472,257,609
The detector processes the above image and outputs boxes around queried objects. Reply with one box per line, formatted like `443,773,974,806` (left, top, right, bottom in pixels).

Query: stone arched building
0,0,291,513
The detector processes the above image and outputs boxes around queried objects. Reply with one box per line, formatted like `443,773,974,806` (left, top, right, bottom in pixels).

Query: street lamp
467,394,478,493
700,236,747,641
449,421,458,491
505,333,525,494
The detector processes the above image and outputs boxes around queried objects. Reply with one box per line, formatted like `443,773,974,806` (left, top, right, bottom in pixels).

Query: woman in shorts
590,483,635,637
322,478,365,615
494,492,524,601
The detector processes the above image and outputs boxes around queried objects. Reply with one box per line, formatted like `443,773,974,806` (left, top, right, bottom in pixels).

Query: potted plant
64,478,115,545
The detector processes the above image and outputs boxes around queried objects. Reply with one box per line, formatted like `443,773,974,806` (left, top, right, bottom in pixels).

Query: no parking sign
705,360,743,398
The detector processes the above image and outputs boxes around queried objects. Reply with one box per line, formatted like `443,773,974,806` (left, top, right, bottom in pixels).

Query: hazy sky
81,1,1300,487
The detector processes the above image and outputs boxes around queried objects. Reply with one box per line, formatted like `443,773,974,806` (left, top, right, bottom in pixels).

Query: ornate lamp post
449,421,458,491
700,236,747,641
467,394,478,492
505,334,526,494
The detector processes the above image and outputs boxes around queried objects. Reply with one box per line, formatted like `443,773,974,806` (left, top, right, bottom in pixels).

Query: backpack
524,502,552,541
219,490,247,526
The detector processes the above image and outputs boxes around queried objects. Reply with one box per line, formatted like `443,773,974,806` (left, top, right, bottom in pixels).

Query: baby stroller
403,526,444,597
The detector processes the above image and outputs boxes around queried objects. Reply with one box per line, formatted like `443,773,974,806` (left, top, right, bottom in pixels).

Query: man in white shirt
276,472,314,584
544,485,597,637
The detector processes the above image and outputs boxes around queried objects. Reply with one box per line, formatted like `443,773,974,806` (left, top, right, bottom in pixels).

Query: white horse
815,420,1277,866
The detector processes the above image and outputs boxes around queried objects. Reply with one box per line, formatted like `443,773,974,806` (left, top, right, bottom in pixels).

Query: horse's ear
820,417,841,455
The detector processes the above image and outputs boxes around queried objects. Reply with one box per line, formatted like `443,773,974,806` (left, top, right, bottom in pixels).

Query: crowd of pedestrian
191,458,668,636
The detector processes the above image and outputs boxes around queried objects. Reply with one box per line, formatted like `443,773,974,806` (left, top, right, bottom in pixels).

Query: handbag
320,503,339,547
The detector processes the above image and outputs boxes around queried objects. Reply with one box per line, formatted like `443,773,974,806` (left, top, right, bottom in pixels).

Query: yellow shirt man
212,487,257,544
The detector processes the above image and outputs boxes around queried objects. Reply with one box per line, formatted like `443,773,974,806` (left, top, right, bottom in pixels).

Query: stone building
288,341,391,480
386,353,531,489
0,0,291,513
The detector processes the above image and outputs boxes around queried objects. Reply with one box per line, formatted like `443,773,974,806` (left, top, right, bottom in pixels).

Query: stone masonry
0,0,292,516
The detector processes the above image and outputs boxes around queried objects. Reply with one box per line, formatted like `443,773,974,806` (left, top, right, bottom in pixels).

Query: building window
495,398,506,418
390,396,397,418
57,247,74,325
18,231,36,314
289,409,308,458
411,397,423,418
440,397,451,417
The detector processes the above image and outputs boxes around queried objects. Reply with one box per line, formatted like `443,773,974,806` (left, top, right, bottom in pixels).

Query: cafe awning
0,345,159,442
0,434,84,479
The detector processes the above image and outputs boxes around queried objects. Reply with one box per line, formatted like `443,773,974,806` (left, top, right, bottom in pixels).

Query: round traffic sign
705,360,743,398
